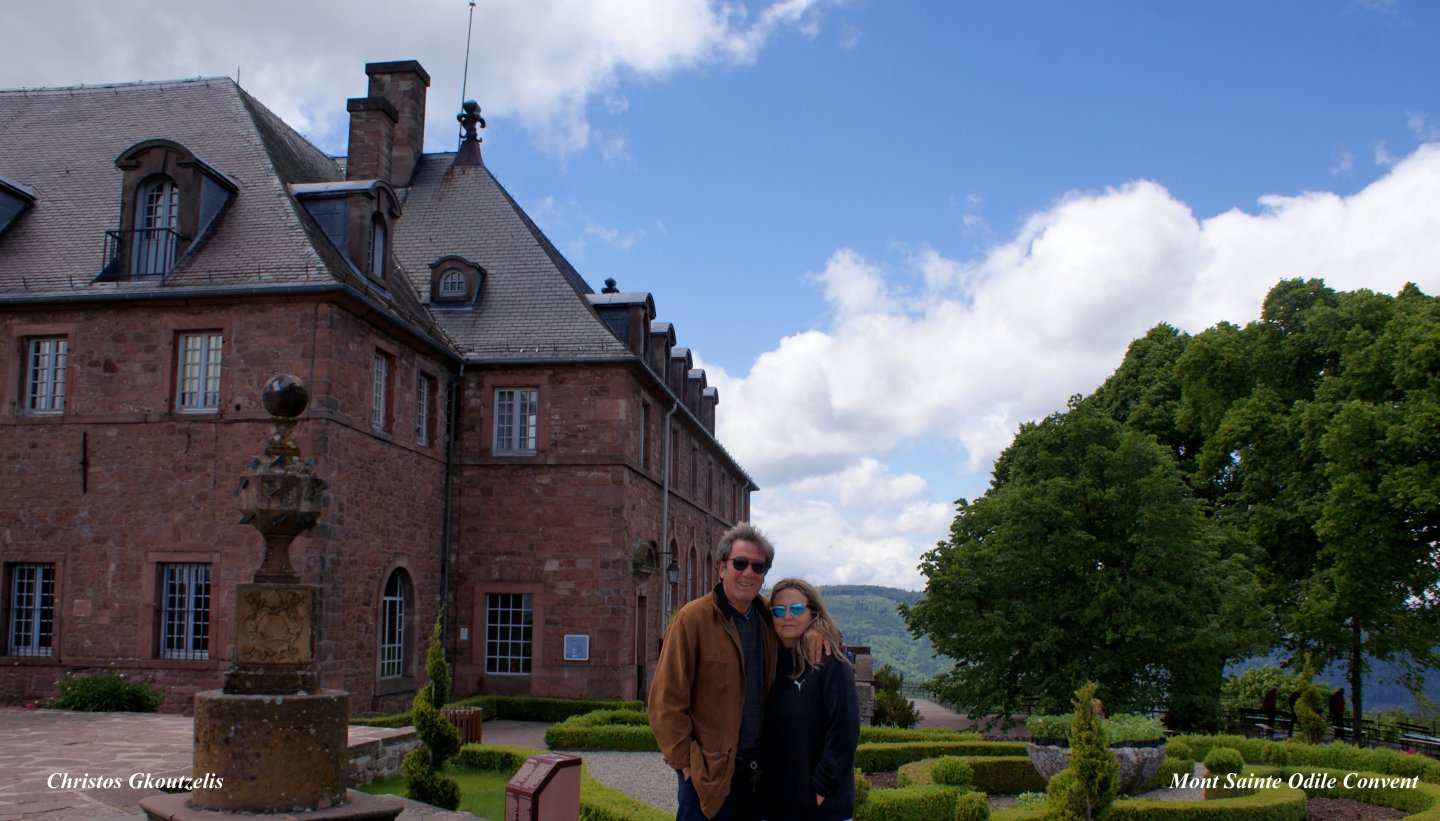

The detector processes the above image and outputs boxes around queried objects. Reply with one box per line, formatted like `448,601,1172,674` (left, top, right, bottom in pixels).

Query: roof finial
602,277,619,294
459,100,486,144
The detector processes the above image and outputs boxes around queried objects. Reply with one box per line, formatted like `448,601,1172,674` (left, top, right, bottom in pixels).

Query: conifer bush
403,611,462,810
1047,682,1118,821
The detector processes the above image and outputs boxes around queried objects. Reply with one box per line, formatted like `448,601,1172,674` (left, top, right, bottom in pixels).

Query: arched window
380,569,410,678
439,269,466,297
368,214,387,279
134,176,179,275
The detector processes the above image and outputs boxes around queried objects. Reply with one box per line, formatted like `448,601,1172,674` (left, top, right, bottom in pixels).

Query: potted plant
1025,702,1166,794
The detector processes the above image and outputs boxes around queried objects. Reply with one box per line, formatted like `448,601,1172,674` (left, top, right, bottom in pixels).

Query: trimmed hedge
351,695,644,728
956,790,991,821
1170,735,1440,785
546,724,659,751
1104,785,1308,821
1205,748,1245,776
1138,758,1196,793
1231,766,1440,821
856,740,1028,771
854,784,967,821
861,726,982,744
452,744,534,772
966,756,1049,795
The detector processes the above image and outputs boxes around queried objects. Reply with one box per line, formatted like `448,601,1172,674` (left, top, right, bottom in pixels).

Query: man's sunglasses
728,557,770,575
771,603,809,618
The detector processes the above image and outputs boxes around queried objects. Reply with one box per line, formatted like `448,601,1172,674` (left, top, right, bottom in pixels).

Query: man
649,522,778,821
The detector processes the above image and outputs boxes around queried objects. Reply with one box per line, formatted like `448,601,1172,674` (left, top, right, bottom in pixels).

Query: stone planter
1025,741,1166,794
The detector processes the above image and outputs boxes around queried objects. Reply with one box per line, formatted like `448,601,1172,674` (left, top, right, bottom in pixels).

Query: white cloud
0,0,833,157
720,144,1440,587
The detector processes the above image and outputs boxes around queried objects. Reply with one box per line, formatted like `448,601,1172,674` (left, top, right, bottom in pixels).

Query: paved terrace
0,708,554,821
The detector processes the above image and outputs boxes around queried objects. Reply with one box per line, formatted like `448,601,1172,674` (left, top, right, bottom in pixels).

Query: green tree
403,610,461,809
1046,682,1118,821
1179,281,1440,743
871,664,921,728
903,401,1260,721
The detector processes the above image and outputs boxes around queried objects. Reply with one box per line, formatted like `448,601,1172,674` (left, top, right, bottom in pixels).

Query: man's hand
816,794,825,806
801,627,833,666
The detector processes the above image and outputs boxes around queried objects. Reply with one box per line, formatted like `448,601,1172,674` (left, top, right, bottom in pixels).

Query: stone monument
142,375,402,821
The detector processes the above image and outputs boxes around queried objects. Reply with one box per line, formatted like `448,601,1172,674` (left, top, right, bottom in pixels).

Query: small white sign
563,634,590,662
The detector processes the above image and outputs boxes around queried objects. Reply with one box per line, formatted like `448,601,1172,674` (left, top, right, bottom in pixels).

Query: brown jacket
648,584,777,818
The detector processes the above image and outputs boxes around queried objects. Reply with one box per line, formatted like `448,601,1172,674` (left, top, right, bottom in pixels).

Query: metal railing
101,227,184,281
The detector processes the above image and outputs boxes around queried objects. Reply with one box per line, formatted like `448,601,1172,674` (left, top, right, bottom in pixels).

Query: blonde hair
769,578,851,679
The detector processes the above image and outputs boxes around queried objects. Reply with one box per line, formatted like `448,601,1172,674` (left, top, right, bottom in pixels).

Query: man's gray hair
717,521,775,564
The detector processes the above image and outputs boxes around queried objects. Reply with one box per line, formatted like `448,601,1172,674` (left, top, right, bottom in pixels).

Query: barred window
380,571,408,679
7,563,55,657
485,593,533,675
24,337,68,414
493,389,538,453
159,563,210,660
177,332,223,411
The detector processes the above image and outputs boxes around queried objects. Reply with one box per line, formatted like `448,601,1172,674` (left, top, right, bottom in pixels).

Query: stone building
0,60,752,713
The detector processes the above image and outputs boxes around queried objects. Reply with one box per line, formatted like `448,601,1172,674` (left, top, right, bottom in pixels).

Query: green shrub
856,768,871,807
862,726,979,743
1104,785,1308,821
405,611,461,810
1137,758,1195,793
896,759,936,788
1170,734,1440,784
956,790,990,821
1291,655,1327,745
451,744,536,772
351,695,644,728
1164,739,1195,762
1062,682,1118,821
934,757,975,788
1259,743,1291,766
966,757,1048,794
855,784,964,821
1014,792,1047,808
50,672,164,712
855,741,1026,771
1204,747,1244,776
544,709,660,751
1267,767,1440,818
875,689,923,729
1024,712,1165,744
560,709,651,728
578,771,671,821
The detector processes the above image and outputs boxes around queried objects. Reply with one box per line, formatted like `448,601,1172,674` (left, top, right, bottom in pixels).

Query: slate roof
391,151,629,362
0,78,446,350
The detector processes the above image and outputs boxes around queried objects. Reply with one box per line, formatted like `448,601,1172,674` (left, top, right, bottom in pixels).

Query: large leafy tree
902,401,1261,722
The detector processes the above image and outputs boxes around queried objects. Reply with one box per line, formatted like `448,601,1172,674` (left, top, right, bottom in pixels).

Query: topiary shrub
1163,738,1194,761
934,757,975,788
1291,655,1328,745
854,784,963,821
50,672,164,712
855,768,870,807
403,610,462,810
1260,742,1292,766
1136,757,1194,792
1203,747,1244,775
955,790,990,821
1049,682,1118,821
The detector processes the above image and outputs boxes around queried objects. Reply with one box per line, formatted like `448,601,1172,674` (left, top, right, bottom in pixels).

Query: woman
762,579,861,821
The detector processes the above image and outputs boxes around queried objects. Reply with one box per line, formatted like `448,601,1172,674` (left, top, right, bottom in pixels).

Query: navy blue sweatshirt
761,649,861,821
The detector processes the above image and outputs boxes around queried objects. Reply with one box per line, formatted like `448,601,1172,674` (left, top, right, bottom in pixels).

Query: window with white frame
439,269,466,297
7,563,55,657
177,332,223,412
493,389,538,453
485,592,533,674
24,337,68,414
159,562,210,660
134,176,179,276
415,375,433,446
380,570,407,679
368,214,387,279
371,352,391,431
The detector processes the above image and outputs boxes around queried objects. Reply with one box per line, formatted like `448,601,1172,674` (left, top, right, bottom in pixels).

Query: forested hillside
820,585,951,684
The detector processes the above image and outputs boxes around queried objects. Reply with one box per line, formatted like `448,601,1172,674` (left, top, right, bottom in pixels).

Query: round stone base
1025,742,1167,794
190,689,349,812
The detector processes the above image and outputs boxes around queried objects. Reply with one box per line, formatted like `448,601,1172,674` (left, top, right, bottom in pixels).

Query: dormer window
427,254,483,304
291,179,401,284
134,176,180,276
103,139,237,282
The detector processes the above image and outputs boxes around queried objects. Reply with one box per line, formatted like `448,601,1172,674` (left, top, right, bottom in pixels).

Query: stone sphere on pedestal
262,373,309,418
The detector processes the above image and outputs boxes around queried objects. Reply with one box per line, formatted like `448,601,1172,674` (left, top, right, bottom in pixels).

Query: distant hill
819,585,953,685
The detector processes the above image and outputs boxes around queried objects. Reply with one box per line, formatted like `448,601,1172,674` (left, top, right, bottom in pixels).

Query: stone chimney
346,61,430,185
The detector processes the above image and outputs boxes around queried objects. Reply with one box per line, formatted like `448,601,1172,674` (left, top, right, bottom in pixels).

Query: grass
358,768,512,820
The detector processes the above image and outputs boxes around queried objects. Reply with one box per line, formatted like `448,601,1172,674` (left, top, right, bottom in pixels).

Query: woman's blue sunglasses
771,603,809,618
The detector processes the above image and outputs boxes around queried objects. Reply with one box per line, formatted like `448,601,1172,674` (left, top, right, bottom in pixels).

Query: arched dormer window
134,175,180,276
427,254,484,304
368,214,388,280
106,139,237,282
379,569,411,679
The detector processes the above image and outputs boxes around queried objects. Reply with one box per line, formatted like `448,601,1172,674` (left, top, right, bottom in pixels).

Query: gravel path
560,750,677,815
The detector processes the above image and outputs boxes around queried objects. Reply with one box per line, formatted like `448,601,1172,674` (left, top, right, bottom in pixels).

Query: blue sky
6,1,1439,589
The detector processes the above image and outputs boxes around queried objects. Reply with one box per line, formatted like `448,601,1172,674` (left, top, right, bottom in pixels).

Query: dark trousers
674,759,763,821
